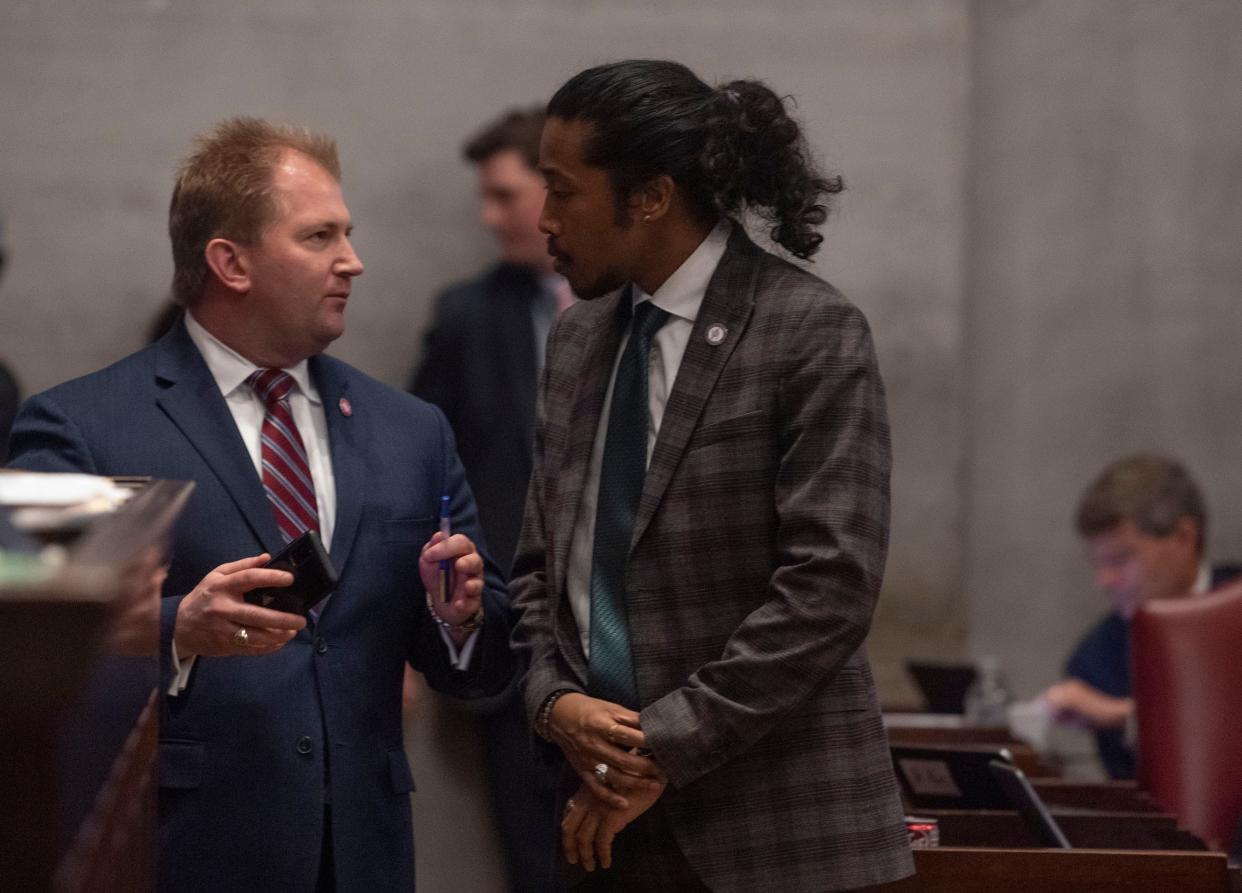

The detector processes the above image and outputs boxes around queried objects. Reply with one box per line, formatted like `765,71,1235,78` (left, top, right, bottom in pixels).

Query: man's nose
338,239,364,277
538,197,558,236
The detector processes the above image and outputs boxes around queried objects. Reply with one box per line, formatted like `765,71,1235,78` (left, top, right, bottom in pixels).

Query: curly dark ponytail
547,60,841,259
704,81,842,259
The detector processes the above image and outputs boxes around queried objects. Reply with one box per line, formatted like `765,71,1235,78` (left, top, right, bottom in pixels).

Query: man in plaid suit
509,61,913,892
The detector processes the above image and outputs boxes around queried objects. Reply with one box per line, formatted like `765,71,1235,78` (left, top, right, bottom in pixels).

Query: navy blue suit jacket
8,320,514,892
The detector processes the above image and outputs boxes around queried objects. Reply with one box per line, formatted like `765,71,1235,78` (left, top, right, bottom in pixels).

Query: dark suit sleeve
641,301,893,788
509,319,585,736
7,392,99,474
407,403,516,700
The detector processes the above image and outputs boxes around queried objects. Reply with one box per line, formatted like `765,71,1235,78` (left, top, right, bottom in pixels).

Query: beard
570,265,628,301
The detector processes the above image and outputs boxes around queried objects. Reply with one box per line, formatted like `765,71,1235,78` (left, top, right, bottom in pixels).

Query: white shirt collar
632,218,732,321
1193,562,1212,595
183,310,320,405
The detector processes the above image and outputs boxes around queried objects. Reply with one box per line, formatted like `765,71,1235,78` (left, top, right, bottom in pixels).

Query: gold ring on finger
232,626,250,647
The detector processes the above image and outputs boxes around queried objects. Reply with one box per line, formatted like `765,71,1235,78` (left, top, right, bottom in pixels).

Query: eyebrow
300,219,352,234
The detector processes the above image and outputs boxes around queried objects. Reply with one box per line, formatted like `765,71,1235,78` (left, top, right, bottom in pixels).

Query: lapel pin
706,324,728,346
339,397,352,417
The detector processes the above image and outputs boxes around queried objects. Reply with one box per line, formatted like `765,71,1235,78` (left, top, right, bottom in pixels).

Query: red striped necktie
247,369,319,544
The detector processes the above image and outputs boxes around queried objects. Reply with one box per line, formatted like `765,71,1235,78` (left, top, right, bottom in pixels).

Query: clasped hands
548,693,667,871
174,531,484,658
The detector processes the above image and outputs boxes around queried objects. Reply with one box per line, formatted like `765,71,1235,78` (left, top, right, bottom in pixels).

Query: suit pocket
159,739,205,789
383,517,434,544
686,408,769,453
388,747,416,794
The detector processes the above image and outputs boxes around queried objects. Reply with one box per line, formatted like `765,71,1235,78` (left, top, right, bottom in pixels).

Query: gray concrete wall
965,0,1242,696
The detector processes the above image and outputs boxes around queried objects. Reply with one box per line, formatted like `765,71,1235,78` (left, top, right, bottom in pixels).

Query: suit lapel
630,229,757,549
551,291,628,587
155,321,283,554
312,357,366,578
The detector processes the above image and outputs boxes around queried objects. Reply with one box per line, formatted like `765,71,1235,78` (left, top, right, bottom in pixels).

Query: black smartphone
244,530,339,616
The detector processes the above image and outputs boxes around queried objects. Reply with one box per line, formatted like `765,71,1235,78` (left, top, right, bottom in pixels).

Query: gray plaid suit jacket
510,225,913,892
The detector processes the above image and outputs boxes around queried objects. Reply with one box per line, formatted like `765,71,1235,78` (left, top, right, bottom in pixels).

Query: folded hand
561,774,667,872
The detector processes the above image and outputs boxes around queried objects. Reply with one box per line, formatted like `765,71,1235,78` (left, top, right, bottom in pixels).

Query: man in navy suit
8,117,514,892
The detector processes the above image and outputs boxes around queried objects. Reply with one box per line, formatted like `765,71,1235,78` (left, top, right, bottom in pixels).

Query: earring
643,214,651,223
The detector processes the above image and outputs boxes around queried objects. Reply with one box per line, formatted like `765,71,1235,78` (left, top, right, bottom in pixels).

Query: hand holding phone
245,530,339,616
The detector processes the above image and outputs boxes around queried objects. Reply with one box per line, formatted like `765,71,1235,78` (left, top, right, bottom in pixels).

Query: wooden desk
921,808,1205,851
889,847,1231,892
1033,778,1162,813
884,725,1058,775
885,719,1019,747
0,480,192,893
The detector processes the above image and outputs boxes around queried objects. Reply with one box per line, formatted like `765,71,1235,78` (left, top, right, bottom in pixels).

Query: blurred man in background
410,106,567,893
1044,454,1240,778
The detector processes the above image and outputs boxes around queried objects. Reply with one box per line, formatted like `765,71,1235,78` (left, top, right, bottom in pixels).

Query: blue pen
438,495,452,604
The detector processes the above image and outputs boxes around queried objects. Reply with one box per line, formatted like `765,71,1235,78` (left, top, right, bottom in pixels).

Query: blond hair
168,117,340,305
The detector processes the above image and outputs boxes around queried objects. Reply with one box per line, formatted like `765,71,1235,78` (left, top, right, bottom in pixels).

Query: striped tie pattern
248,369,319,544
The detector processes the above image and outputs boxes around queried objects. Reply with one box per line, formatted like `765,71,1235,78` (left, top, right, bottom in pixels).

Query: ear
203,238,251,295
634,175,675,223
1172,516,1201,553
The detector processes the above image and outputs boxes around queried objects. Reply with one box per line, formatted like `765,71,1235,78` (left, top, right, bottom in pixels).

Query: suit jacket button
315,636,328,655
296,736,314,755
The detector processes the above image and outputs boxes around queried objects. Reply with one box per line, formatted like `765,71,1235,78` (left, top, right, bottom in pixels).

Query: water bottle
963,656,1011,726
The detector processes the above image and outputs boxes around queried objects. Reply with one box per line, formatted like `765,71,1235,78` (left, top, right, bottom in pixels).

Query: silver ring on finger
593,762,609,785
232,626,250,647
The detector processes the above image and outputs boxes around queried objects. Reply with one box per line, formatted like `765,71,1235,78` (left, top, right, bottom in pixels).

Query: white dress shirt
170,312,472,692
184,311,338,544
565,219,732,656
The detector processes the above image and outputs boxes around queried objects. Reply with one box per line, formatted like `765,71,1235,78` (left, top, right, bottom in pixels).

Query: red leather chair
1131,579,1242,851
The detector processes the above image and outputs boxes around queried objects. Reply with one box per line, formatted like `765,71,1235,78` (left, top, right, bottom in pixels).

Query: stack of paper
0,470,134,534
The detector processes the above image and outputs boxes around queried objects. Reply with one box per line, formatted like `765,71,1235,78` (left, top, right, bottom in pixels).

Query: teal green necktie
588,299,670,708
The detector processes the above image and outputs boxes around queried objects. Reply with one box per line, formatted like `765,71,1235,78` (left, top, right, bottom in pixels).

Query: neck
632,216,716,297
189,298,304,369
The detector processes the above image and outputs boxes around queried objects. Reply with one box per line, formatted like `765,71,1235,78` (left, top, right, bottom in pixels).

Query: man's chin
312,317,346,351
570,271,626,301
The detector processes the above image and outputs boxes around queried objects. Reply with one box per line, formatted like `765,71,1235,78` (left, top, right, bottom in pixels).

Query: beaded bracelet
536,689,575,741
423,590,484,633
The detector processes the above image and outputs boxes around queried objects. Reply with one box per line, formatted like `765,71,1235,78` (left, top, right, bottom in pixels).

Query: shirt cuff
437,627,480,670
167,641,197,696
